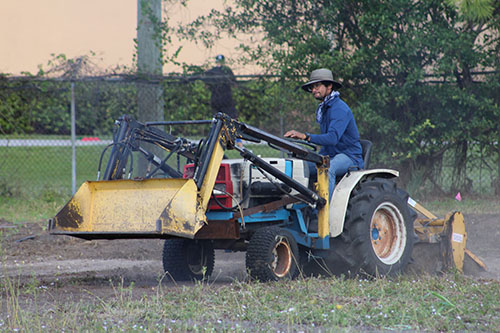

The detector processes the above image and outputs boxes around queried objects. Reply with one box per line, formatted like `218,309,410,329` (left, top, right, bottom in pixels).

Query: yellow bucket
52,178,205,239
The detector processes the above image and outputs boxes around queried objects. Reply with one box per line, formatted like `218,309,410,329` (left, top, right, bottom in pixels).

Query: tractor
49,113,481,281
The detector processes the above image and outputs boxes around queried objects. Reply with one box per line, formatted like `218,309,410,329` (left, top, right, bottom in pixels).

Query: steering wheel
268,137,318,153
283,137,318,151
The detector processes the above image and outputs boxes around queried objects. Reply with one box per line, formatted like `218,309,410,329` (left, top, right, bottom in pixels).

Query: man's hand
284,130,307,140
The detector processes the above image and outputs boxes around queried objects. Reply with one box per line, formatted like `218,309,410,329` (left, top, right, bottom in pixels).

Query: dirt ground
1,213,499,300
0,219,248,295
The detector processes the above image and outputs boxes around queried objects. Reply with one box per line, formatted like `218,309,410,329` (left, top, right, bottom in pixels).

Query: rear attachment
407,198,487,274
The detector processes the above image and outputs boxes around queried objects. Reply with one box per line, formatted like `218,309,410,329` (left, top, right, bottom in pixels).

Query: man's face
311,82,332,100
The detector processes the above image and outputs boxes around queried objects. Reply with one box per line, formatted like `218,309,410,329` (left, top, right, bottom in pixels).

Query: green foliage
163,80,211,120
74,81,138,135
447,0,498,21
0,79,137,136
234,79,316,135
176,0,500,193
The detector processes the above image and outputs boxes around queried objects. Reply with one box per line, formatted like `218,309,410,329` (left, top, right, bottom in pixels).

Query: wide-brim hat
301,68,342,92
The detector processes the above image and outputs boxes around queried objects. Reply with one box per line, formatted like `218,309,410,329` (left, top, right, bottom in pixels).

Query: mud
459,213,500,280
0,213,498,294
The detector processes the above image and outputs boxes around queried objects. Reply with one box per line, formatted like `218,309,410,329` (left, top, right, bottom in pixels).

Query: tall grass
0,272,498,331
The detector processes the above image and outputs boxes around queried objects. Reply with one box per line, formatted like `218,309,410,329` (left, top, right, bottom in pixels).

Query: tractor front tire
162,238,215,281
342,178,416,277
246,226,299,281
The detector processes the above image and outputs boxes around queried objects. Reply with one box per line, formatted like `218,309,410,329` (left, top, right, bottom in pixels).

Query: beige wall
0,0,254,75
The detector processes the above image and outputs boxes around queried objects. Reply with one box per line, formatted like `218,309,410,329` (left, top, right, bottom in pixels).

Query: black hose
97,143,114,180
209,162,252,211
127,147,134,178
253,164,310,206
97,142,129,180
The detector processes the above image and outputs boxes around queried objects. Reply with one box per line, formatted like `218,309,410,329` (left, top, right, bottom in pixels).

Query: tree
176,0,500,195
447,0,498,21
447,0,500,193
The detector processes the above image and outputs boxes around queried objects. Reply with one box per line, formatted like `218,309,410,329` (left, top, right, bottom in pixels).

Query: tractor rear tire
246,226,299,281
341,178,416,277
162,238,215,281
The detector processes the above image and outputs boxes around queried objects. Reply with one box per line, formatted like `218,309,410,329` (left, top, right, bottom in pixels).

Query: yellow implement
408,198,487,273
51,178,205,238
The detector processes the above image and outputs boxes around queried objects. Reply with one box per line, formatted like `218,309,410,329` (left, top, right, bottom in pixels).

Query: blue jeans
327,154,354,199
307,153,355,200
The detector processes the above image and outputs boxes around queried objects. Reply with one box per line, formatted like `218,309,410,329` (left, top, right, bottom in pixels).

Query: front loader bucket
49,178,206,239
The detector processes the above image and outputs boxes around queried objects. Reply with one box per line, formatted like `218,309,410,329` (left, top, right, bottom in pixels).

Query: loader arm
52,115,227,239
50,113,331,240
102,115,198,181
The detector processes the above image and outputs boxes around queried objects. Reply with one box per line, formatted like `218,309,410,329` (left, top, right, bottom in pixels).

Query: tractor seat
360,139,372,169
333,139,372,184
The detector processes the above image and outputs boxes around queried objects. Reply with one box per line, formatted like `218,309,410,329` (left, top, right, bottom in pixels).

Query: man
284,68,364,199
204,54,238,119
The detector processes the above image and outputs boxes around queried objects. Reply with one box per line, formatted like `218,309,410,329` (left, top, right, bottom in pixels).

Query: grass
1,145,105,191
0,195,67,225
0,143,278,188
0,145,106,223
0,272,498,331
417,196,500,216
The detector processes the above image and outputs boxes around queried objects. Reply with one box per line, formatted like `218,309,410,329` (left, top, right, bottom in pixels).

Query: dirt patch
0,220,247,288
461,213,500,280
1,213,498,291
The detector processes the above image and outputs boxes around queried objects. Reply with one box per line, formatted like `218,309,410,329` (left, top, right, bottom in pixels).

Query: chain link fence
1,74,499,200
0,75,296,199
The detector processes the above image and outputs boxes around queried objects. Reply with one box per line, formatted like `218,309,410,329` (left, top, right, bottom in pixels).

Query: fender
329,169,399,237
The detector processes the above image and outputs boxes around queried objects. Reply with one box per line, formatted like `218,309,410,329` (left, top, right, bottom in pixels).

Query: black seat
360,139,372,169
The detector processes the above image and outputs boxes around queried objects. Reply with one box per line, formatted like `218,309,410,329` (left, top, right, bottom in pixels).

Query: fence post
280,113,284,158
71,82,76,194
280,78,285,158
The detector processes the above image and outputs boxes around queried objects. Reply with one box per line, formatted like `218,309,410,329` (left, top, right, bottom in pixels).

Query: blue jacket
308,95,364,168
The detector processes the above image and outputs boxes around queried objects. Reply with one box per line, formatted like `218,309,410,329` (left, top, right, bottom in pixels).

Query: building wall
0,0,256,75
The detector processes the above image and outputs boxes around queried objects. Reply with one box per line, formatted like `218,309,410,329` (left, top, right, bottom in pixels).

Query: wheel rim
271,236,292,278
370,202,406,265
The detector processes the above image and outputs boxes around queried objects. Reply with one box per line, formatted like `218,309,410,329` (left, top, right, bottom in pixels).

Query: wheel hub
370,202,406,265
271,237,292,278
